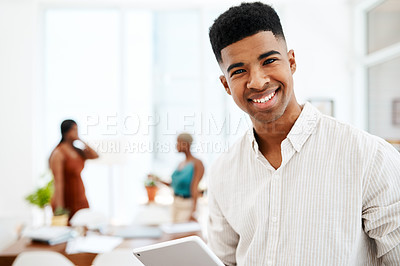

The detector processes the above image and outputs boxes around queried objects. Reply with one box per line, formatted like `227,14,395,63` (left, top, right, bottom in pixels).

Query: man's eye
231,69,246,77
263,58,276,65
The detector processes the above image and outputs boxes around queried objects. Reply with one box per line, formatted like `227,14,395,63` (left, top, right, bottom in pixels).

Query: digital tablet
133,236,224,266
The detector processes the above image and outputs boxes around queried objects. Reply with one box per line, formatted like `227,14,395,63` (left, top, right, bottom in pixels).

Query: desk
0,231,201,266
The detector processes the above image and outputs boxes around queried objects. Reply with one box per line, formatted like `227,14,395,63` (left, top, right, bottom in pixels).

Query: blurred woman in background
150,133,204,223
49,119,99,220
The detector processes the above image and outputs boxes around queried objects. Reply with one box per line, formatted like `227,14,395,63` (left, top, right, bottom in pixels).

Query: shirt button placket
266,172,282,266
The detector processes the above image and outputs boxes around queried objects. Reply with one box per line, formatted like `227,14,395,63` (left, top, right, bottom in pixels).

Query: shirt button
271,216,278,223
267,260,272,265
273,174,280,180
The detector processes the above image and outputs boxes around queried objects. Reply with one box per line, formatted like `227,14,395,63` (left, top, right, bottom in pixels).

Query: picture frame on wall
393,99,400,126
308,98,335,117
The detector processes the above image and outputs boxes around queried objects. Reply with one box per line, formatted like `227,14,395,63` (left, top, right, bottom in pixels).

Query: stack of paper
23,226,75,245
66,235,123,254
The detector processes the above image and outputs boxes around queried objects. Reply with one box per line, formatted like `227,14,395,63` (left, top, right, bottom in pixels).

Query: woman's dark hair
60,119,77,144
209,2,286,63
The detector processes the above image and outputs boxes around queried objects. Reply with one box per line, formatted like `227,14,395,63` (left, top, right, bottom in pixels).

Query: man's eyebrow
227,62,244,74
258,50,281,60
226,50,281,73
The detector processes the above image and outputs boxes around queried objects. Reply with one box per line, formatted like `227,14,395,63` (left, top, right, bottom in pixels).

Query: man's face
219,31,297,127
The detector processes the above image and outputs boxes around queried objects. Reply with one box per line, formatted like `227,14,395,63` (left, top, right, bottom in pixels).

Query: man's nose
247,68,269,90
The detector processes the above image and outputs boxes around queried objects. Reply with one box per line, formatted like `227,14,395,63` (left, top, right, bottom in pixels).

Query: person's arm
207,184,239,266
80,139,99,159
362,140,400,264
189,160,204,221
49,149,65,210
148,174,170,186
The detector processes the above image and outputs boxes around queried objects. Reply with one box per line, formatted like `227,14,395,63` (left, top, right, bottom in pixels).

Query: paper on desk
23,226,76,245
113,226,163,239
66,235,123,254
160,222,201,234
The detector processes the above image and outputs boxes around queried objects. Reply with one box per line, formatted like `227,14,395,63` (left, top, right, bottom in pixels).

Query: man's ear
288,49,296,74
219,75,231,95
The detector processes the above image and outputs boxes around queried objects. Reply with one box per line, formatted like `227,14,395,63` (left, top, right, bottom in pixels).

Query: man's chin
251,107,287,124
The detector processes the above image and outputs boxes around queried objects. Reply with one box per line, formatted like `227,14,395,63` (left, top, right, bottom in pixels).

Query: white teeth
252,91,276,103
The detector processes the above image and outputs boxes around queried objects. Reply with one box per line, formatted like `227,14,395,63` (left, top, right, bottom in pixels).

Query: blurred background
0,0,399,250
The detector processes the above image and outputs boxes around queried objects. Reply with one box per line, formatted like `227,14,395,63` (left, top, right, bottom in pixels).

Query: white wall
279,1,353,123
0,0,36,219
0,1,38,250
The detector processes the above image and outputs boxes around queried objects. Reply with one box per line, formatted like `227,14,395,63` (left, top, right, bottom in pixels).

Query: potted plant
25,172,70,226
25,180,53,209
25,177,54,226
51,207,70,226
144,176,158,202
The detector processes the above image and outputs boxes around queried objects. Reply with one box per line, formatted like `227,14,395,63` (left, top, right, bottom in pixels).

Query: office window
368,56,400,139
152,11,202,165
367,0,400,54
42,7,238,223
365,0,400,140
44,9,154,223
44,9,120,142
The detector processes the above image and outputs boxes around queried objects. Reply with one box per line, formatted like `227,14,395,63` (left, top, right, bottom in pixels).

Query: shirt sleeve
207,184,239,266
362,139,400,264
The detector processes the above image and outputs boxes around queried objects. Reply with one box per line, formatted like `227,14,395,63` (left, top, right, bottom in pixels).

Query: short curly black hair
209,2,285,63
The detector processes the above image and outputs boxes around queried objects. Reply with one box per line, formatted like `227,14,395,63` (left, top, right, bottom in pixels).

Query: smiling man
207,2,400,265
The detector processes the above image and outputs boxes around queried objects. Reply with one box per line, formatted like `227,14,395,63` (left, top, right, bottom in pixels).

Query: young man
207,2,400,265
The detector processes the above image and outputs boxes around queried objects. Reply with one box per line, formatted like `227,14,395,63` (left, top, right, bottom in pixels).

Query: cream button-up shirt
207,103,400,265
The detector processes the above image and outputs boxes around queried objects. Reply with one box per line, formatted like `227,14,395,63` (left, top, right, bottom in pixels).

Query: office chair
12,251,74,266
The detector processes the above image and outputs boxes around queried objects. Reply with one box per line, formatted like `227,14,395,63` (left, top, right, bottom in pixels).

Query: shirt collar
287,102,320,152
247,102,320,154
247,127,259,156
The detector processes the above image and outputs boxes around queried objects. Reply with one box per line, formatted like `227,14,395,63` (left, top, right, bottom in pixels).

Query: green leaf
25,180,54,209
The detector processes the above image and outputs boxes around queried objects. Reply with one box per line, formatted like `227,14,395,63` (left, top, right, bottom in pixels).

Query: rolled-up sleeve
362,140,400,264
